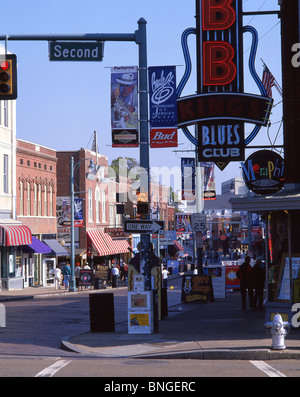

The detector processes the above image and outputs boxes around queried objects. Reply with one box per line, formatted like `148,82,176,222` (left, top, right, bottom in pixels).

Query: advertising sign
181,158,196,201
175,213,192,233
149,66,178,148
242,150,284,195
111,66,139,147
181,274,213,302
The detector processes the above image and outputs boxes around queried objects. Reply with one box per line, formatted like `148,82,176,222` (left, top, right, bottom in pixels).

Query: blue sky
1,0,282,193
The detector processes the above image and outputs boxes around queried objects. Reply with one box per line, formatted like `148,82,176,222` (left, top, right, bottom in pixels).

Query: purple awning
23,236,52,254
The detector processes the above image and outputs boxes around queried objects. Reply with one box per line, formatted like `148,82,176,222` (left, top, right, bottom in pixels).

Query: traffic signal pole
1,18,152,291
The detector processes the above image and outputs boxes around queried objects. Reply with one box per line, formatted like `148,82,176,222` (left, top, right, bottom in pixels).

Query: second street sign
49,42,104,61
124,220,165,234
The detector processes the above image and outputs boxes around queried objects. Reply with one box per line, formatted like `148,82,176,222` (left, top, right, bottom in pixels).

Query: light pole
69,155,94,292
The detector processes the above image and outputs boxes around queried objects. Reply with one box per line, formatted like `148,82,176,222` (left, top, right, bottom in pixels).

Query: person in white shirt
162,266,170,288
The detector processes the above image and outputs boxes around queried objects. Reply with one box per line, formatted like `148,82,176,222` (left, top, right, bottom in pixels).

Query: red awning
87,230,130,257
0,224,32,246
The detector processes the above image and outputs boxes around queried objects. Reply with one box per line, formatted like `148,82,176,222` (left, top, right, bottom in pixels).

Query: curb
60,335,300,360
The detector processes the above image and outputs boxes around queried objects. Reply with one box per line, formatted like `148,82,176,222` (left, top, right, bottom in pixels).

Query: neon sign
177,0,273,170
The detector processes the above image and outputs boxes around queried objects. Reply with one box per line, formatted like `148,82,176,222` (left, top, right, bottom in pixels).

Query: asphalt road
0,281,299,379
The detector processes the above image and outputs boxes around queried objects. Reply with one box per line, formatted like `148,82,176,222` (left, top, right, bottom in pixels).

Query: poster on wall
111,66,139,147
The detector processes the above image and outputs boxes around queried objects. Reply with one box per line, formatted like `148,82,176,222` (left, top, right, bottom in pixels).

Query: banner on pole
111,66,139,147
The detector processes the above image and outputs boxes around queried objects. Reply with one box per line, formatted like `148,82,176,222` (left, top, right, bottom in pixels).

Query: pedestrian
54,266,62,289
253,259,265,310
83,262,91,270
75,263,81,288
236,256,254,310
162,266,170,289
111,265,119,288
62,262,71,290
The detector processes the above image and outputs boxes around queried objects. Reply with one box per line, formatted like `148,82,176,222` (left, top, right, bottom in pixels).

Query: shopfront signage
242,150,284,195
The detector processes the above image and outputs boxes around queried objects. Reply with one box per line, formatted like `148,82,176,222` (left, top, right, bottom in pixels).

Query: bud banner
149,66,178,148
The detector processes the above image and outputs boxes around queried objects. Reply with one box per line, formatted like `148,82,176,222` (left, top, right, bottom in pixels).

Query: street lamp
69,155,94,292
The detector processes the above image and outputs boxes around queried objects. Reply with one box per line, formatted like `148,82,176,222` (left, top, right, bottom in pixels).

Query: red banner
150,128,178,148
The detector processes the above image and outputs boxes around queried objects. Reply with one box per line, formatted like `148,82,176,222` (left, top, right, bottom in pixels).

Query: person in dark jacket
253,259,265,310
236,256,254,310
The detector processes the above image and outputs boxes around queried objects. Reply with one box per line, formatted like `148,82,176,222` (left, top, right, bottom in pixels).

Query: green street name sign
49,41,104,61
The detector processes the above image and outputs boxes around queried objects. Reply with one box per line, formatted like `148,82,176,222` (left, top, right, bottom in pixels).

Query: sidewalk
0,282,299,360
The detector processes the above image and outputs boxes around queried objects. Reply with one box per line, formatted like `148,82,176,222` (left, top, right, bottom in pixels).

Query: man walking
62,262,71,291
236,256,254,310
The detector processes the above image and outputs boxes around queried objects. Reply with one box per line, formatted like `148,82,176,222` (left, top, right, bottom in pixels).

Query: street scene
0,0,300,382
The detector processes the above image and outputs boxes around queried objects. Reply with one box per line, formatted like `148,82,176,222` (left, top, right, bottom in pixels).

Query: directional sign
124,220,164,234
191,213,207,232
49,41,104,61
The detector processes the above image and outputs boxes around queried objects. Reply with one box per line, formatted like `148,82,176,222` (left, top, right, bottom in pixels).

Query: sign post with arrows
124,220,164,234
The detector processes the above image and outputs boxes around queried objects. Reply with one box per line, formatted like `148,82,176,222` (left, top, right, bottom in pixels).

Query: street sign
124,220,164,234
191,213,207,232
49,41,104,61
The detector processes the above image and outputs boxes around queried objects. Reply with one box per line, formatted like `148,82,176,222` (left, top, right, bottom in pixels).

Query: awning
43,239,69,256
23,236,52,254
0,224,32,246
87,230,130,257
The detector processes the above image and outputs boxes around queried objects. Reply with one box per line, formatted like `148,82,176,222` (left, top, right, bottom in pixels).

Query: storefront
230,191,300,323
86,229,131,282
42,239,69,286
0,221,32,290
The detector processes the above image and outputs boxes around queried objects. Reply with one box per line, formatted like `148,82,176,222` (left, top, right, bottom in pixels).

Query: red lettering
203,42,236,86
202,0,236,31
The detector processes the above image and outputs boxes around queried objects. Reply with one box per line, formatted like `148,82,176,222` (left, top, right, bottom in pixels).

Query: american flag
262,65,276,98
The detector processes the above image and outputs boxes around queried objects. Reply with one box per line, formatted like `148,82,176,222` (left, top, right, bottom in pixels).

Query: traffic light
137,202,150,215
0,54,17,100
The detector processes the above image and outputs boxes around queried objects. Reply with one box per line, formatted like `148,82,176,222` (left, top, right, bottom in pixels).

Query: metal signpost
0,18,151,292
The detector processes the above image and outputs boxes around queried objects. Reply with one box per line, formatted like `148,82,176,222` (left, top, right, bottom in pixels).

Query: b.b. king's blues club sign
177,0,273,170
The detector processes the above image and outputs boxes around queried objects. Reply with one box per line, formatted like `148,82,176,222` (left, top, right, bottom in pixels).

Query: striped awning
0,224,32,246
87,230,130,257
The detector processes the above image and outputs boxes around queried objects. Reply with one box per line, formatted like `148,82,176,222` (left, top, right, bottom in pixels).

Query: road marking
35,359,72,377
250,361,286,377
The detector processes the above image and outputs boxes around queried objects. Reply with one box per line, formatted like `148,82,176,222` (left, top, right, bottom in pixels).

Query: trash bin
89,293,115,332
94,278,106,290
112,275,119,288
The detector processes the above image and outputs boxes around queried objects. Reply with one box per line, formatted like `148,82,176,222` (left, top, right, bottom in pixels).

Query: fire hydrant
265,313,290,350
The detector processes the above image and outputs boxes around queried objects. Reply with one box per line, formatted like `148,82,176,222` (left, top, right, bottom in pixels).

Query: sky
0,0,282,194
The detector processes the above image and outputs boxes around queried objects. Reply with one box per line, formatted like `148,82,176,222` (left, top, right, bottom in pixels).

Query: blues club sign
177,0,273,170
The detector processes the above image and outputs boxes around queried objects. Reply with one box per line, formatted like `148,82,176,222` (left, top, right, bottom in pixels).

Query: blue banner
148,66,177,128
74,198,83,221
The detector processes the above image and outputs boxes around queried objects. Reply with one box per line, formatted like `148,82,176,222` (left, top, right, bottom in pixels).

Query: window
20,181,24,216
88,188,93,222
27,160,30,166
102,190,106,223
38,184,42,216
3,155,8,194
34,184,38,216
95,189,100,223
27,182,31,216
34,162,37,168
20,159,23,165
109,205,114,226
3,101,8,127
49,185,53,217
44,186,48,216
